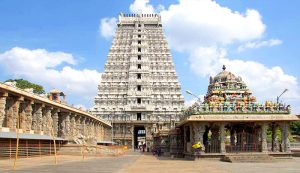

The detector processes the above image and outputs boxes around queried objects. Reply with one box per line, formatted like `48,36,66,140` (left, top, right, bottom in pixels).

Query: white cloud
129,0,164,14
185,95,205,107
238,39,282,52
160,0,266,51
99,17,117,39
189,46,227,77
188,46,300,107
130,0,155,14
0,47,102,104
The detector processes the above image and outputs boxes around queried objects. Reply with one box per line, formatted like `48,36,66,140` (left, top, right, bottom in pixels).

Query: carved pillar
261,123,268,153
98,124,102,141
183,125,187,152
96,123,99,141
6,98,15,130
281,122,291,153
81,117,87,140
88,120,92,140
91,120,95,142
220,123,226,153
19,102,27,131
42,106,52,135
32,103,43,133
271,124,276,152
85,118,89,140
100,124,104,141
65,113,71,139
70,114,76,139
192,123,205,152
51,109,59,137
24,101,33,132
0,95,7,127
74,114,80,139
230,127,235,146
6,98,21,131
58,112,66,138
75,115,81,138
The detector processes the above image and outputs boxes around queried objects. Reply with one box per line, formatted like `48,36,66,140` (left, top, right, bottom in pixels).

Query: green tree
290,121,300,136
5,79,45,94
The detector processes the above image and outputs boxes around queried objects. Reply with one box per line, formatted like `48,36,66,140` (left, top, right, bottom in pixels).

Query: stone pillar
24,101,33,132
85,118,89,140
261,123,268,153
230,127,235,146
88,120,93,141
91,120,96,142
6,98,21,131
32,103,43,133
220,123,226,153
6,98,16,130
42,106,52,135
271,124,276,152
100,124,104,141
59,112,66,138
51,109,59,137
70,114,76,139
81,117,86,140
65,113,71,139
75,115,81,138
281,122,291,153
19,102,27,131
192,123,205,152
0,95,7,127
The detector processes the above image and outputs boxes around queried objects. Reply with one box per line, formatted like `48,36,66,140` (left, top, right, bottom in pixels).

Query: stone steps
221,153,275,163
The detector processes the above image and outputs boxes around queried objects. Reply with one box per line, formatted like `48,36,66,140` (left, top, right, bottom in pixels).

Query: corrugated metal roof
0,132,65,141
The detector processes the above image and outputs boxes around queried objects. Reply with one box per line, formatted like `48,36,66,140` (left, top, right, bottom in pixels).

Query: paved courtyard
1,151,300,173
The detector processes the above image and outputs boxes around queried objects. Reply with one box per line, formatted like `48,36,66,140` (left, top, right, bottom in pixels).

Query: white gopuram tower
91,13,184,148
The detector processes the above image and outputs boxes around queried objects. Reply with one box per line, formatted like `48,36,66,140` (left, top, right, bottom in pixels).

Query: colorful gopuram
175,66,299,160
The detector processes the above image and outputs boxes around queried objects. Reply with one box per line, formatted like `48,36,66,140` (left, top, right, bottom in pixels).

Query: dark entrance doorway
134,126,146,149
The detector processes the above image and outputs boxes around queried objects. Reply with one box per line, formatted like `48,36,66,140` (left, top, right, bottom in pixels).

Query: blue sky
0,0,299,113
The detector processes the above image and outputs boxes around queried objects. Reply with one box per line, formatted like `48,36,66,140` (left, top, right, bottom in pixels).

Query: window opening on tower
137,98,141,104
137,85,141,91
137,73,141,79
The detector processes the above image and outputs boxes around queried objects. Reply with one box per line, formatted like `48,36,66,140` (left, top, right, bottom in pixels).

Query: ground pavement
1,151,300,173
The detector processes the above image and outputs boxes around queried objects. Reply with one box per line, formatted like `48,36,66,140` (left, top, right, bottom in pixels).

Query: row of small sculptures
184,101,291,116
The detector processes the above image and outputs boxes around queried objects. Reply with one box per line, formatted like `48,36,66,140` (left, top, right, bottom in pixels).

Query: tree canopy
290,121,300,136
5,79,45,94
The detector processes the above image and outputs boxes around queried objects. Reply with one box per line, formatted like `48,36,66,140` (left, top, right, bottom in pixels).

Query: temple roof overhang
177,114,300,127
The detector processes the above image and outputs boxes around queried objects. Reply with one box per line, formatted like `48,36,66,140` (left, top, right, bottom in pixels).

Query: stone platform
221,153,275,163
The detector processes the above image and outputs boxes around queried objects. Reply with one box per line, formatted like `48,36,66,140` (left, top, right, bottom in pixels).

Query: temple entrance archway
134,126,146,149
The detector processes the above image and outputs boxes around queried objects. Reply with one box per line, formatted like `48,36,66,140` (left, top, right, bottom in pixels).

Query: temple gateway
169,66,299,160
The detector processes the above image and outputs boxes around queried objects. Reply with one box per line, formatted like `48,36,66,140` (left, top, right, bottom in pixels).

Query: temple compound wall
0,83,111,145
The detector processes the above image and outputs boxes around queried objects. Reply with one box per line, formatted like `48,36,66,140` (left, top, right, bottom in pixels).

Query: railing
0,139,63,159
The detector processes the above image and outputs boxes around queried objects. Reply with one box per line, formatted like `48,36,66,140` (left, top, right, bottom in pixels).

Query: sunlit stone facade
91,13,184,148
